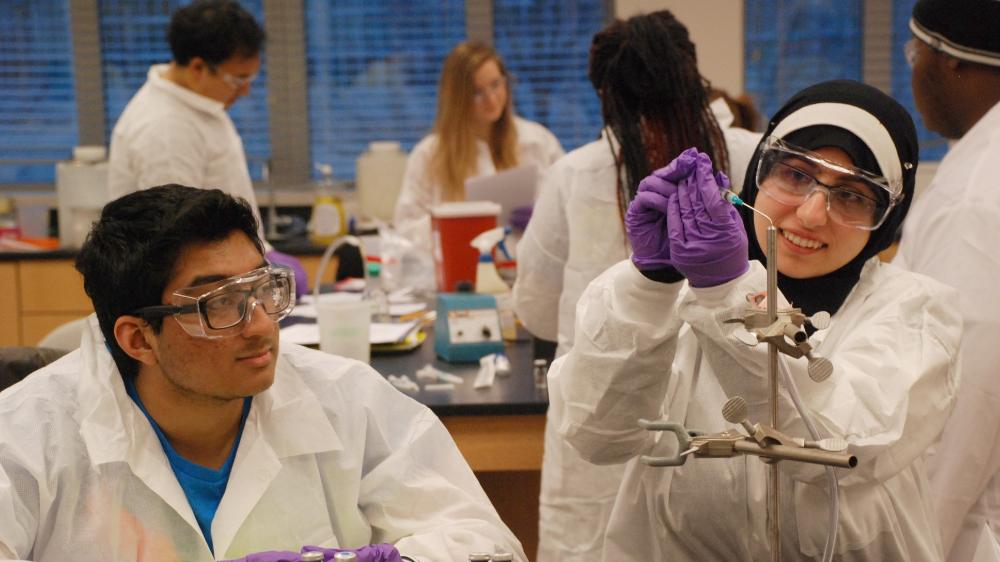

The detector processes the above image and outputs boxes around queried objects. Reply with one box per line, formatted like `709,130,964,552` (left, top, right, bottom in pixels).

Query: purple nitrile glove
665,148,749,288
222,551,300,562
625,171,686,270
301,543,404,562
266,249,309,301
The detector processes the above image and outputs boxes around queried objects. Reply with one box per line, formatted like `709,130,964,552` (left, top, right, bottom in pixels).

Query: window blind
304,0,466,181
98,0,271,178
745,0,864,123
0,0,78,183
493,0,606,152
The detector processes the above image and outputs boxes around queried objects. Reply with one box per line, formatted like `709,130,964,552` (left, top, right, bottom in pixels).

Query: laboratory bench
0,245,546,558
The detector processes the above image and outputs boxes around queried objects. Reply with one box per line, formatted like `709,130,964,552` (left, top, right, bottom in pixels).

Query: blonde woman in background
393,41,564,280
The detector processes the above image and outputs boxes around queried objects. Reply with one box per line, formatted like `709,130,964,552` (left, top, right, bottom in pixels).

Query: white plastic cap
369,140,402,152
431,201,501,218
73,145,107,163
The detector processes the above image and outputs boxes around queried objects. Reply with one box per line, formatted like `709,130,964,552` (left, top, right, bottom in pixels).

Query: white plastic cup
316,299,371,363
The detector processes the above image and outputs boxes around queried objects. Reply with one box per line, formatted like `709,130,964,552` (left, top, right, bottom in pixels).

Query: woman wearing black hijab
548,80,961,560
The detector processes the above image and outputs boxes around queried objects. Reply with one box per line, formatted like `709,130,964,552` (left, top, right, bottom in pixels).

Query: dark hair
710,88,761,131
589,10,729,222
75,185,263,378
168,0,265,66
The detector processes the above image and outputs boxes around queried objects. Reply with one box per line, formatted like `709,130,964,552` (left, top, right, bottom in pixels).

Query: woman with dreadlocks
512,11,758,561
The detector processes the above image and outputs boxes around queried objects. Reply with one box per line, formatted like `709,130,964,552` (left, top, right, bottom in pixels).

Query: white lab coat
392,116,565,261
895,99,1000,562
0,316,524,562
108,65,261,223
512,102,760,562
551,259,960,561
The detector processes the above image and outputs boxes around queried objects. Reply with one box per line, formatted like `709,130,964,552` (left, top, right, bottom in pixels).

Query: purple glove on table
265,249,309,300
665,148,748,288
225,543,403,562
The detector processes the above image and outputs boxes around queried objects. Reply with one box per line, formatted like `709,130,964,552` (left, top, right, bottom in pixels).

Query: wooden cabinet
0,259,93,346
0,263,19,346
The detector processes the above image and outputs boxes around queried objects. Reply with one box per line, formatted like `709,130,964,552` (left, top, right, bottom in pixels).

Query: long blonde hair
430,42,519,201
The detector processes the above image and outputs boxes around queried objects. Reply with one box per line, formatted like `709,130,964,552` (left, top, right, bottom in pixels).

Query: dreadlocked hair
589,10,729,223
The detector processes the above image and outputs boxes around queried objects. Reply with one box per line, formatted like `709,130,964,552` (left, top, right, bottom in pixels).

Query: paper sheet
294,293,426,318
280,320,418,346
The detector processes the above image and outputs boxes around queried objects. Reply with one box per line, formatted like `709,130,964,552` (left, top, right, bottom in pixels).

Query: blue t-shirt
124,376,251,553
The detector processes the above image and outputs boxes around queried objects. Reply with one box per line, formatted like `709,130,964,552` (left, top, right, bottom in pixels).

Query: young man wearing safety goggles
0,185,524,562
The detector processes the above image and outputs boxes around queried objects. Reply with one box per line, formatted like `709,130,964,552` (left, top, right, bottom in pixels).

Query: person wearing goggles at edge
549,80,961,561
0,185,524,562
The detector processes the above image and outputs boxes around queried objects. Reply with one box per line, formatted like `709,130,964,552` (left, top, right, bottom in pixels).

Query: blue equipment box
435,292,505,362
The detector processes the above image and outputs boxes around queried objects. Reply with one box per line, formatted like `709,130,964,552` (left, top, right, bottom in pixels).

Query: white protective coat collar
147,64,228,115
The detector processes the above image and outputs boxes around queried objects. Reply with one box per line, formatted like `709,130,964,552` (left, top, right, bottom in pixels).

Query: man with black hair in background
107,0,307,296
108,0,263,206
0,185,524,561
894,0,1000,559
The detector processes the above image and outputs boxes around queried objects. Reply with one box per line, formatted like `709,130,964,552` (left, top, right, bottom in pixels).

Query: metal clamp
638,419,696,467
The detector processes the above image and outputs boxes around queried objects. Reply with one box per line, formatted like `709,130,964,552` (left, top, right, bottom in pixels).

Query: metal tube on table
766,225,780,562
734,441,858,469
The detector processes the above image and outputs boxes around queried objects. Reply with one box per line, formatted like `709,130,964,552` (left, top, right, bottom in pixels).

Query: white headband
770,102,905,196
910,18,1000,68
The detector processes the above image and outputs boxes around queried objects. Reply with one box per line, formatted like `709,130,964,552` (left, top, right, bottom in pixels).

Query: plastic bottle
0,197,19,240
367,261,391,322
470,226,517,341
356,140,408,222
532,358,549,392
309,163,347,246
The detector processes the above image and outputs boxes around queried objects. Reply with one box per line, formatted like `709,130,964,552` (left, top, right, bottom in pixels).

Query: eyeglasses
755,137,902,231
904,39,918,68
129,265,294,339
473,76,507,104
905,36,949,68
210,66,258,89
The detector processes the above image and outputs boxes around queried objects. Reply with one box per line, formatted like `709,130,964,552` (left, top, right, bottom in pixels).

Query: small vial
300,552,325,562
469,554,493,562
532,358,549,391
333,552,358,561
492,553,514,561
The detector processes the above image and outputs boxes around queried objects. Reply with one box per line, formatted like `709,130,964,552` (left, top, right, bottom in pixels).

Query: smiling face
753,146,871,279
143,230,279,404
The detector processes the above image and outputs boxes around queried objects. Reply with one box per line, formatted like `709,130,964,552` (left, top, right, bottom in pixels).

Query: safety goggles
755,136,902,231
209,65,258,89
130,265,295,339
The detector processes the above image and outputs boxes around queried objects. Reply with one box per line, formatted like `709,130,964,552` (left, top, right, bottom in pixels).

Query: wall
615,0,744,95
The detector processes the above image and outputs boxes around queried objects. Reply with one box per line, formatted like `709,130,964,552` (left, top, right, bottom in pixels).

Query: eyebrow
188,261,268,287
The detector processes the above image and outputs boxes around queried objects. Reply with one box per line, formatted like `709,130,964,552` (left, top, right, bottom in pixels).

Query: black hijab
738,80,919,316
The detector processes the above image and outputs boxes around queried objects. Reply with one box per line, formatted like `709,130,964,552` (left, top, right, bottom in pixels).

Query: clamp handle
638,419,694,467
